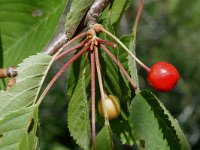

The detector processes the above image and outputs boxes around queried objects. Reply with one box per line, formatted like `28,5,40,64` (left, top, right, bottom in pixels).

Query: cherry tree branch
84,0,111,26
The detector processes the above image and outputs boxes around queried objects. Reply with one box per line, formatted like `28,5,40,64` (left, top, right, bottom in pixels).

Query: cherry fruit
98,95,121,120
147,62,179,92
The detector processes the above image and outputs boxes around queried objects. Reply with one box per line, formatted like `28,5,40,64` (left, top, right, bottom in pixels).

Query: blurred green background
39,0,200,149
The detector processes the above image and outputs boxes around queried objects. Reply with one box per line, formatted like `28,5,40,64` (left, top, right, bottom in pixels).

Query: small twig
94,46,109,125
90,51,96,150
0,67,17,79
36,44,89,106
100,44,140,92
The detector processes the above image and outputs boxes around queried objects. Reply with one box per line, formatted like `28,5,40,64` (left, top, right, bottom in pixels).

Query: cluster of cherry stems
36,22,179,148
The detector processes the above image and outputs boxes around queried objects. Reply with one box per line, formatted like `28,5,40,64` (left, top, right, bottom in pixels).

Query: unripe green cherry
98,94,121,120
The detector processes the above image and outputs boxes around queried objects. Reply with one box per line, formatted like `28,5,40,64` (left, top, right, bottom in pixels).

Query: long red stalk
55,39,87,61
94,46,109,125
90,51,96,149
36,45,89,105
61,31,90,51
133,0,145,32
96,38,116,48
100,44,139,91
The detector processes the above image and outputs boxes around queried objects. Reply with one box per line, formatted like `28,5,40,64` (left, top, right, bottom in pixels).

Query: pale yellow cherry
98,94,121,120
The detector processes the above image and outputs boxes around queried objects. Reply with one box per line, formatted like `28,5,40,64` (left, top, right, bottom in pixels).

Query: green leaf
119,34,139,87
129,91,170,150
110,118,134,145
129,90,190,150
141,90,190,150
100,0,131,26
0,0,68,67
0,53,52,118
96,125,113,150
67,57,91,150
0,106,38,150
65,0,93,39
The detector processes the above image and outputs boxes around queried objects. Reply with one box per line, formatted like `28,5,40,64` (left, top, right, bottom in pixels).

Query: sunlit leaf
0,0,68,67
0,53,52,117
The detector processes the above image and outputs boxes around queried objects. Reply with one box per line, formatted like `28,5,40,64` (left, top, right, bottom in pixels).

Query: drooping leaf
96,125,113,150
0,0,68,67
0,53,52,118
65,0,94,39
141,90,190,150
67,56,91,150
0,106,38,150
129,90,190,150
129,91,170,150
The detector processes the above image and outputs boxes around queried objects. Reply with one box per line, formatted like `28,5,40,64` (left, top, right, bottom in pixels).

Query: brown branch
84,0,111,26
43,32,68,55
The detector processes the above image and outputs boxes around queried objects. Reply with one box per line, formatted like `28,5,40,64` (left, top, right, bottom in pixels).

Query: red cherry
147,62,179,92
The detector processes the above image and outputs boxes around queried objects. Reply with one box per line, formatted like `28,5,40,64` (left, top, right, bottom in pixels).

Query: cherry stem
36,45,89,106
94,46,109,125
44,31,90,56
101,28,150,72
60,31,90,53
100,44,140,92
54,39,87,61
90,51,96,150
133,0,145,33
96,38,116,48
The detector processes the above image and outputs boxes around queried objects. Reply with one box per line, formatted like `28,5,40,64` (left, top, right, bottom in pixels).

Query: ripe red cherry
147,62,179,92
